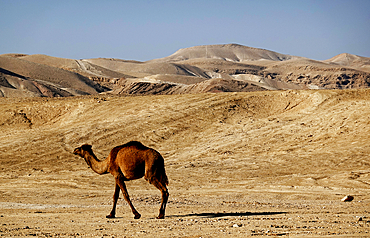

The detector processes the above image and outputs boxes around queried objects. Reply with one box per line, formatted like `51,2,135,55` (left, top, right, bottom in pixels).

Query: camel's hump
121,141,147,149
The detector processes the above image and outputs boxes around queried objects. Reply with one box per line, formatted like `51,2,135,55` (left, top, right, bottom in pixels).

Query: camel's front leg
106,183,120,218
116,176,141,219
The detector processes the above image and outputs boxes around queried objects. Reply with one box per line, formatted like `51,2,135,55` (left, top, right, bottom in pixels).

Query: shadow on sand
168,211,287,219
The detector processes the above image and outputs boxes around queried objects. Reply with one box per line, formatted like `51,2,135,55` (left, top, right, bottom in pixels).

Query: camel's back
109,141,162,177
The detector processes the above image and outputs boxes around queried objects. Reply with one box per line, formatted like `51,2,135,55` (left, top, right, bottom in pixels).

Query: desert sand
0,89,369,237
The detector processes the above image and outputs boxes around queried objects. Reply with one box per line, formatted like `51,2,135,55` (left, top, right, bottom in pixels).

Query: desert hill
1,44,370,97
84,58,209,78
324,53,370,73
19,54,130,80
0,55,106,97
0,89,369,236
254,57,370,89
149,43,298,62
112,77,267,95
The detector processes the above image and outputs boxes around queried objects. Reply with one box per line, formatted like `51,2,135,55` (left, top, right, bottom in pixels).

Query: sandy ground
1,89,370,237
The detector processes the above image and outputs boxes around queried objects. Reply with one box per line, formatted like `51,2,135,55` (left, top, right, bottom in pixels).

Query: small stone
233,224,241,228
341,195,354,202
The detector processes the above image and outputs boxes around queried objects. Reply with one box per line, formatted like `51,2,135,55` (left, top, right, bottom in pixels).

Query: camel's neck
83,150,109,175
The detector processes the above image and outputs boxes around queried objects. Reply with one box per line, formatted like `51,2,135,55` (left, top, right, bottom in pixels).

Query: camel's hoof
106,214,115,219
156,214,165,219
134,214,141,219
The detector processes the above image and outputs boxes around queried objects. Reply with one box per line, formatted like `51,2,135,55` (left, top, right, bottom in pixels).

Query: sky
1,0,369,61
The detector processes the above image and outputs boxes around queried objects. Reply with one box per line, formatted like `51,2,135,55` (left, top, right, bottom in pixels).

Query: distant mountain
324,53,370,72
150,43,298,63
1,44,370,97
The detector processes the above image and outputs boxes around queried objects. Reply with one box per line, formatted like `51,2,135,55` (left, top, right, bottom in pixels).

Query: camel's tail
154,154,169,186
156,159,169,186
161,168,169,186
145,152,169,187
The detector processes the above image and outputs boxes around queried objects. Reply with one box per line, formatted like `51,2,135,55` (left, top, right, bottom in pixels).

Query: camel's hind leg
115,176,141,219
106,183,120,218
149,177,169,219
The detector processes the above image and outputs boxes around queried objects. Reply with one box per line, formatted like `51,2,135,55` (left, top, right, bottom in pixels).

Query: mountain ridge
149,43,298,63
1,44,370,97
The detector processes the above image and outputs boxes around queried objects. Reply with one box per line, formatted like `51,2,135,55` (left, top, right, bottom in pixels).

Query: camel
73,141,169,219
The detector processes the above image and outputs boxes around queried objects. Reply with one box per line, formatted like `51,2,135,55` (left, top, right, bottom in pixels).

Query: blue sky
1,0,369,61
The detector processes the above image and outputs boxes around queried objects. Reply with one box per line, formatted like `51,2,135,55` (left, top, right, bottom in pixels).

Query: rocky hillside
255,58,370,89
1,44,370,97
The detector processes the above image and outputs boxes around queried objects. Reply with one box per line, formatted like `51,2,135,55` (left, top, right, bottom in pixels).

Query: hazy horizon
1,0,369,61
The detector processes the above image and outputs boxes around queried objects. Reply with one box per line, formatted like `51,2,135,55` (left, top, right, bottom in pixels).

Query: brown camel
73,141,169,219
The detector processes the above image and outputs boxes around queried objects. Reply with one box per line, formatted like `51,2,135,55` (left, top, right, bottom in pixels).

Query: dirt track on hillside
1,89,370,237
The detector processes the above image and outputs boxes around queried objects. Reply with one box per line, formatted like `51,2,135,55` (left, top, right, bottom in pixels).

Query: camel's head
73,144,92,157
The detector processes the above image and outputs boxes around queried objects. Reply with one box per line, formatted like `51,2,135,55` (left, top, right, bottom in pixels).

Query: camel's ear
73,147,80,155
